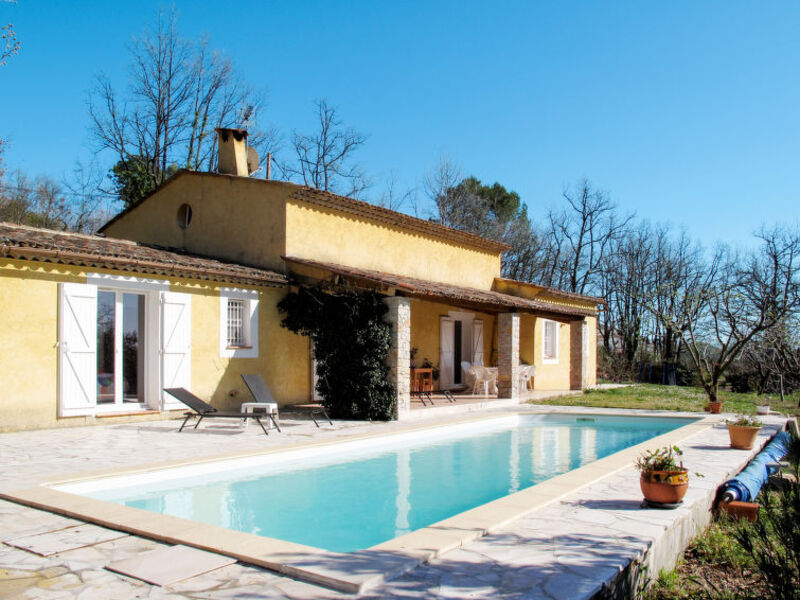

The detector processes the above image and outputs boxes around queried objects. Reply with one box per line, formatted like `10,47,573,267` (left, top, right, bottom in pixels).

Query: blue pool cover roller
719,431,792,503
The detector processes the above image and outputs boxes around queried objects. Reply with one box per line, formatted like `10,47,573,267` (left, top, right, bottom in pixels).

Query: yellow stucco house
0,129,603,432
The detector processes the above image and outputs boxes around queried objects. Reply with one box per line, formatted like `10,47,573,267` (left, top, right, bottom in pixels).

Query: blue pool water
85,414,694,552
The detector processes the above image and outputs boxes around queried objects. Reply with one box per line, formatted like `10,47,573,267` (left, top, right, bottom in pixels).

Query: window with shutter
543,320,558,363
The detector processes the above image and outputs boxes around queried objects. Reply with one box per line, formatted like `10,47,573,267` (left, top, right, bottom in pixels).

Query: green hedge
278,286,396,421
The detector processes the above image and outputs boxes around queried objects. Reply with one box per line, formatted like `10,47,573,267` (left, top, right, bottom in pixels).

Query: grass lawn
533,383,800,417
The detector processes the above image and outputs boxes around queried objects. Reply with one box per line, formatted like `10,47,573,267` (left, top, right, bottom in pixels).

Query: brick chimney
216,128,249,176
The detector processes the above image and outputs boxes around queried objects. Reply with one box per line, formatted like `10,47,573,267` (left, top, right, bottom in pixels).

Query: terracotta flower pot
708,401,723,414
719,500,759,522
640,470,689,504
727,424,761,450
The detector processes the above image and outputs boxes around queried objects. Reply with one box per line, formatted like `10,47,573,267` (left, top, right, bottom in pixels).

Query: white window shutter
58,283,98,416
544,320,558,361
472,319,484,366
439,317,455,388
161,291,191,409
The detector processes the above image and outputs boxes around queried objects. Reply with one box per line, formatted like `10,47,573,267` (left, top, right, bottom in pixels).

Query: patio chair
291,403,333,427
460,361,475,389
241,374,282,432
472,366,497,396
164,388,274,436
519,364,535,392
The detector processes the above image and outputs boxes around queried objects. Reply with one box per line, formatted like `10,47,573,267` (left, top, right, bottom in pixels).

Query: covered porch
284,257,600,421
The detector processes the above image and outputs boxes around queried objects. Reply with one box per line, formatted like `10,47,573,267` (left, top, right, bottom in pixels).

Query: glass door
96,290,147,407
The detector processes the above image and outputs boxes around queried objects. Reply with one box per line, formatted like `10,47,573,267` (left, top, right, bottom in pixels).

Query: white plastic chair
519,364,535,392
472,366,497,396
460,361,474,388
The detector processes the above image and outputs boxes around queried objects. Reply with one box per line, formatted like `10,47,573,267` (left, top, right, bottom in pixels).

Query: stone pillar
497,312,520,399
384,297,411,420
570,318,586,390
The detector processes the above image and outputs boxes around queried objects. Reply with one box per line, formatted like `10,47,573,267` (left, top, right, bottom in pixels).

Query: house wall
285,200,502,290
520,314,572,389
529,316,572,390
519,314,536,367
102,173,288,273
409,298,496,382
0,258,309,432
585,315,598,387
170,280,310,412
103,172,505,291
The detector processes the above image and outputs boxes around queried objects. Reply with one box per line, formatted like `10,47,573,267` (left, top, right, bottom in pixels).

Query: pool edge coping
0,410,718,594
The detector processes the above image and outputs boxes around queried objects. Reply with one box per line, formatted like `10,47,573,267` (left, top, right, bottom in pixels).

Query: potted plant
726,415,763,450
756,400,770,415
707,400,723,414
636,445,689,505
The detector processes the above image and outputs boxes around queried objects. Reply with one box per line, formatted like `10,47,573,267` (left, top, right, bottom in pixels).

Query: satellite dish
246,146,260,175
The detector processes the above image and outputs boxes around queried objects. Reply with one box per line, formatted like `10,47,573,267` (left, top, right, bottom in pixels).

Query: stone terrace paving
0,406,787,600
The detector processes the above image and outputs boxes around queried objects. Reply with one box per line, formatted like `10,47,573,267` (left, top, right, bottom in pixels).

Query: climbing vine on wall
278,286,396,421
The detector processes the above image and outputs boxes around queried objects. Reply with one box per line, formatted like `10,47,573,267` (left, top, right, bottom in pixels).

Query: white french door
439,312,484,389
96,290,148,407
59,279,190,416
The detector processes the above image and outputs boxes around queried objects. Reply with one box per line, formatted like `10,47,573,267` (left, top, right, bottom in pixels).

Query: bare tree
423,155,461,220
501,218,547,283
62,162,114,233
376,171,415,212
633,224,706,385
0,172,70,229
602,222,654,366
282,99,368,198
550,180,635,295
0,164,112,233
89,9,273,206
1,0,20,67
671,227,800,404
736,322,800,399
0,139,6,185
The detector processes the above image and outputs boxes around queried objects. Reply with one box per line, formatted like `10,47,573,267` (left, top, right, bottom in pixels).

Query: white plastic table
240,402,278,429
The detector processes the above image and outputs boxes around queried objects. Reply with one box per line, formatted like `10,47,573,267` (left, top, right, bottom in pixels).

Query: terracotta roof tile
0,222,287,287
283,256,597,318
493,277,606,305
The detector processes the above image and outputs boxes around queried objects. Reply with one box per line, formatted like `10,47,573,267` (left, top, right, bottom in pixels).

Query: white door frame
441,311,476,389
57,275,167,417
95,288,161,413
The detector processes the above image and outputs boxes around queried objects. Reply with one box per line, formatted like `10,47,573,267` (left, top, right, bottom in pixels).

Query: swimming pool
58,413,696,553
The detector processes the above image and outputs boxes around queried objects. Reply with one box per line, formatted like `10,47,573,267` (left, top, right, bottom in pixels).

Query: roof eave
1,244,287,288
283,256,596,318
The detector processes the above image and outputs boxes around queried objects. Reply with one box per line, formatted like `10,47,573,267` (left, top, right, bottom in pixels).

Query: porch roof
0,222,287,287
283,256,597,318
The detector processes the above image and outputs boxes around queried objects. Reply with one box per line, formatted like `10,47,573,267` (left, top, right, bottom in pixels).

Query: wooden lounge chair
164,388,276,436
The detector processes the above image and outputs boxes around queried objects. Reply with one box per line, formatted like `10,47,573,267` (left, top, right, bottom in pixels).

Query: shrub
725,415,763,428
733,437,800,600
278,286,396,421
636,445,685,472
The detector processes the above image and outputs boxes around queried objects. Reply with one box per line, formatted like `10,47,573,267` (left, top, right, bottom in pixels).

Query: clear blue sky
1,1,798,247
